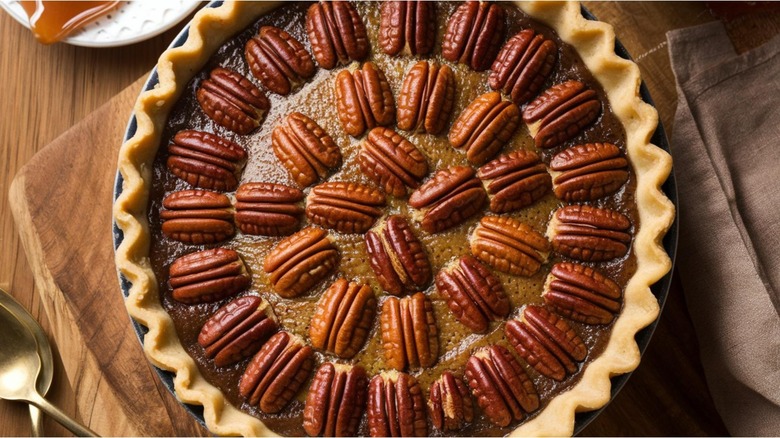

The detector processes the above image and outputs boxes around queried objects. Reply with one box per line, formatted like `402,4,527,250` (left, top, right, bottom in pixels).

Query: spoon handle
26,391,98,437
30,405,43,436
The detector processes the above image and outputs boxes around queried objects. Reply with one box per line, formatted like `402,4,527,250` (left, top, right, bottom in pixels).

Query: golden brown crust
113,1,674,436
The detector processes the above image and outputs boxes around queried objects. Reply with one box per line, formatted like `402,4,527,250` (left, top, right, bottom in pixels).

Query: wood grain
3,2,776,436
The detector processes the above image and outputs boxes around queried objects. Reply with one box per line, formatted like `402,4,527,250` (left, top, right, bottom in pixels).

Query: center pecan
335,62,396,138
306,181,386,234
408,166,487,233
309,278,376,359
396,60,456,135
245,26,315,95
380,292,439,371
365,215,431,296
379,1,436,56
442,1,506,71
160,190,234,245
358,127,428,197
471,216,551,277
263,226,339,298
449,91,521,165
196,67,269,135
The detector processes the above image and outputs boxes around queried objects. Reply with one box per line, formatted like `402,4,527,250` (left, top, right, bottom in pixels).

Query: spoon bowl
0,288,53,436
0,303,98,437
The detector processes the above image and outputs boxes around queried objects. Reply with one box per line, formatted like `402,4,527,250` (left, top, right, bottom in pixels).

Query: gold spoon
0,302,98,437
0,288,53,436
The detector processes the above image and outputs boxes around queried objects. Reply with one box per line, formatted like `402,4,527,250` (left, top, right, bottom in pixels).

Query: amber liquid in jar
20,1,120,44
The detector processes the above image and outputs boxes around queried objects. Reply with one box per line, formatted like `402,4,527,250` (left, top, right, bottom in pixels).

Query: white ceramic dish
0,0,202,47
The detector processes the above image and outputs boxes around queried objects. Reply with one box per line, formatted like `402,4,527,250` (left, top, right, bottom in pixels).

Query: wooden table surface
2,2,778,436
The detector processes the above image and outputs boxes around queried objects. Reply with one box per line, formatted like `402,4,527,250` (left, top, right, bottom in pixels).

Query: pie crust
112,1,675,436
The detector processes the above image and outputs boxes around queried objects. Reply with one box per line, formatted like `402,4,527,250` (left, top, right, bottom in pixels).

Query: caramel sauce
20,0,119,44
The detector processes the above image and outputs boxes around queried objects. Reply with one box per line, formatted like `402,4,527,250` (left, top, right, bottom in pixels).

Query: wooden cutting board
8,77,207,437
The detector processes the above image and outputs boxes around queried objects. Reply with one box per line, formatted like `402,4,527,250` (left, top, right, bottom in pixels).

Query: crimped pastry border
112,1,674,437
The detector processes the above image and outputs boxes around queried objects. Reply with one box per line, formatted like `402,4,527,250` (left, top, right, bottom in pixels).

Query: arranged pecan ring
245,25,315,95
409,165,487,233
198,296,277,367
428,370,474,433
335,62,396,138
196,67,270,135
309,278,377,359
303,363,369,437
159,190,234,245
544,262,622,325
471,216,551,277
379,1,436,56
306,181,386,234
168,248,250,304
166,130,247,192
234,182,304,236
380,292,439,371
359,127,428,198
506,305,587,381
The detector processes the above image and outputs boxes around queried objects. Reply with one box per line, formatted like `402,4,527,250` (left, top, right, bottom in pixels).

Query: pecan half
245,26,315,95
547,205,632,262
306,1,369,69
196,67,269,135
477,150,551,213
396,61,456,135
198,296,277,367
379,1,436,56
408,166,487,233
310,279,376,359
335,62,395,137
435,255,510,333
367,371,427,437
303,363,369,437
381,292,438,370
506,305,587,381
272,112,342,188
166,130,247,191
523,80,601,149
235,182,304,236
449,91,521,165
160,190,234,244
366,215,431,296
168,248,250,304
489,29,557,104
428,370,474,433
442,1,506,71
359,127,428,197
263,226,338,298
465,345,539,427
544,262,622,325
306,181,386,234
471,216,550,277
549,142,628,201
239,331,314,414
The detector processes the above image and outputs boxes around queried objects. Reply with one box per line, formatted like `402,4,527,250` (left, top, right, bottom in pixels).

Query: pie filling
146,2,638,436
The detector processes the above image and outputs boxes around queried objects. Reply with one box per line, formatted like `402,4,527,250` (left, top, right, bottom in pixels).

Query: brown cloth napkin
668,21,780,435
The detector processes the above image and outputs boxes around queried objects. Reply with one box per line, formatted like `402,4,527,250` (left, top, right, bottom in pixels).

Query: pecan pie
114,1,674,436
